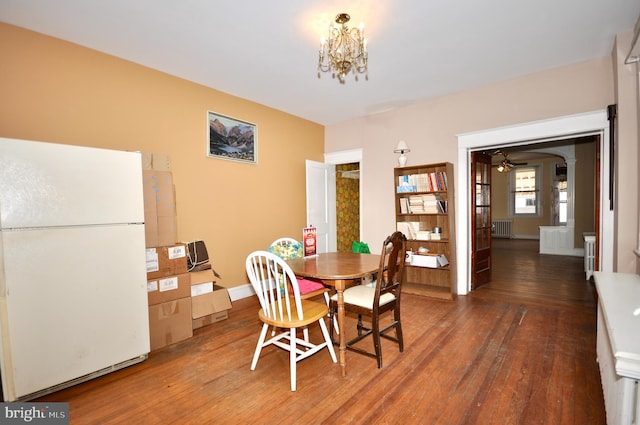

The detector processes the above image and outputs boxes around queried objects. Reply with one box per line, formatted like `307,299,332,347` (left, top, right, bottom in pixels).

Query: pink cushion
296,278,325,295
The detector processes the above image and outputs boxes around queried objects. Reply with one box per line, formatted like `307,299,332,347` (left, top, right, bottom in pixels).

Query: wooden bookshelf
394,162,456,300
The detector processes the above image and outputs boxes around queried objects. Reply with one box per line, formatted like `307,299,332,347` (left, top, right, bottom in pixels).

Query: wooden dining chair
246,251,337,391
329,231,407,368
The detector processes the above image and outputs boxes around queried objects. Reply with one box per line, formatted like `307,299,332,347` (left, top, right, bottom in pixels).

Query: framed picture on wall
207,111,257,164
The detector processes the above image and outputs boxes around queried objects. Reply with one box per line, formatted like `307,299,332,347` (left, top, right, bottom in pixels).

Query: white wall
326,57,615,267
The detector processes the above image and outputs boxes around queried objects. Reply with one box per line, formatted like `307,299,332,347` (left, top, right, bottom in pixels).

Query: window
553,163,568,225
509,166,541,217
557,180,568,223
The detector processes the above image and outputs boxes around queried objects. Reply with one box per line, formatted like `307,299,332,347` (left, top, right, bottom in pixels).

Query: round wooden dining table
287,252,381,377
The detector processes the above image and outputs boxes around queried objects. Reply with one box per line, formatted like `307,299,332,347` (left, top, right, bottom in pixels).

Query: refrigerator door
0,138,144,229
0,224,149,401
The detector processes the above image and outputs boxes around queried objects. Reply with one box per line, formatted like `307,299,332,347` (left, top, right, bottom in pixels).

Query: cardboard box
147,272,191,305
191,281,232,319
142,170,177,247
148,297,193,351
411,253,449,268
144,211,176,246
146,244,188,280
141,152,171,171
192,310,229,330
143,170,175,217
144,213,159,247
156,216,178,248
190,269,215,285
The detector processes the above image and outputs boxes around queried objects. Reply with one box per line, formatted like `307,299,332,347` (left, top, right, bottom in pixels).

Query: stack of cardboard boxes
142,153,231,351
146,244,192,350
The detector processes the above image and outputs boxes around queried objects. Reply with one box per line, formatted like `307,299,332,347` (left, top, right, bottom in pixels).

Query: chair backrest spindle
374,232,407,311
246,251,304,322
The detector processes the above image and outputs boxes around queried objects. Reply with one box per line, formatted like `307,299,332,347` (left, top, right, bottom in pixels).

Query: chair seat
331,285,396,309
297,278,327,295
258,299,329,328
290,278,329,300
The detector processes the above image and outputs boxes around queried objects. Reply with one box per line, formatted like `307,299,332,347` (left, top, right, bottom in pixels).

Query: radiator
584,235,596,280
492,220,512,238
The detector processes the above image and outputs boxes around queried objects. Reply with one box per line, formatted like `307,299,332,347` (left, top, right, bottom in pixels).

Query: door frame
325,149,364,243
456,110,613,295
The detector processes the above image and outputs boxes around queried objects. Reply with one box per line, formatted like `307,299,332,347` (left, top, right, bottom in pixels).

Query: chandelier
317,13,368,84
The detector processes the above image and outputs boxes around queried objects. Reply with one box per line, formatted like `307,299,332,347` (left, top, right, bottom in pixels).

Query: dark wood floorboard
37,239,605,424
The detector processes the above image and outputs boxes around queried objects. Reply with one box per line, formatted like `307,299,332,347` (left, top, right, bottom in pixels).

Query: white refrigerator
0,137,150,401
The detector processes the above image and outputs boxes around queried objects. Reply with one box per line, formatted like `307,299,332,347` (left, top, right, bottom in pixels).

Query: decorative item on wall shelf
207,110,257,164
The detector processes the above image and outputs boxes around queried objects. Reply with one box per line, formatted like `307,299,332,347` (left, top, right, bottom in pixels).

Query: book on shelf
400,198,410,214
398,171,448,192
396,221,420,240
406,194,439,214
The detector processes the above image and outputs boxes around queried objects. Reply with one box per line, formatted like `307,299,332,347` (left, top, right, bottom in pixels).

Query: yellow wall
0,23,324,288
491,158,558,237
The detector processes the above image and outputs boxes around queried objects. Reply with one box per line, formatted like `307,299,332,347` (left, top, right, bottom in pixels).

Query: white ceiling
1,0,638,126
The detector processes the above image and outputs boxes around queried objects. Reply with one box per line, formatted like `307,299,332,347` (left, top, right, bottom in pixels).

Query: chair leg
329,305,337,344
303,326,310,344
324,292,339,334
290,327,297,391
318,318,337,362
395,310,404,352
251,324,269,370
357,314,364,336
372,315,382,368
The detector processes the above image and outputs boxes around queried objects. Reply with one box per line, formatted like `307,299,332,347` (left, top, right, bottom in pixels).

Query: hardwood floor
38,239,605,424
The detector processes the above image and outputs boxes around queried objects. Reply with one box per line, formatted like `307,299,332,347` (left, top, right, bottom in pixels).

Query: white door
305,160,336,253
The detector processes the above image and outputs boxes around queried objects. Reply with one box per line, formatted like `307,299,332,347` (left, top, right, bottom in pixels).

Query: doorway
456,110,613,295
336,163,360,252
325,149,364,252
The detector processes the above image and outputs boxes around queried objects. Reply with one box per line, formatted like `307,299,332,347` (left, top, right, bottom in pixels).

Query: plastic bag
351,241,371,254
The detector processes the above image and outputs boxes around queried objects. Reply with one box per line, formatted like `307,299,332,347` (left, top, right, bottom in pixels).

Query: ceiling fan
491,150,527,173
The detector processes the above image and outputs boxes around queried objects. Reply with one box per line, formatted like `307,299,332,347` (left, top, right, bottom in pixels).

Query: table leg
335,279,347,377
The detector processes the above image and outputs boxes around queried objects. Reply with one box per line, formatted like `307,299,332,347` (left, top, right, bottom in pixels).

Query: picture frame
207,110,257,164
